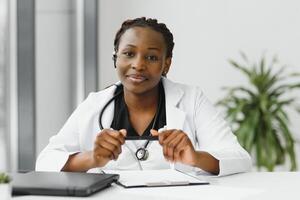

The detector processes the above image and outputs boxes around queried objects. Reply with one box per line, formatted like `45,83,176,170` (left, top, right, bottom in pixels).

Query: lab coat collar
162,78,186,130
101,78,186,130
161,78,184,107
111,78,184,106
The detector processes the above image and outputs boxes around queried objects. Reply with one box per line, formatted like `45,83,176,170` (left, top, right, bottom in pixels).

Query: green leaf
239,51,249,64
228,59,252,77
217,52,300,171
276,115,297,171
0,173,10,183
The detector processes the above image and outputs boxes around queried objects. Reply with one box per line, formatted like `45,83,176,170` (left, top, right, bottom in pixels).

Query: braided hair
114,17,174,58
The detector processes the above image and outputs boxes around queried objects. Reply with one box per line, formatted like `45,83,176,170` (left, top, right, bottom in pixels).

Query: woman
36,17,251,176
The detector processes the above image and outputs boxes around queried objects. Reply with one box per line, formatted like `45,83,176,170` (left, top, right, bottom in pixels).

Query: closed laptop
12,171,119,197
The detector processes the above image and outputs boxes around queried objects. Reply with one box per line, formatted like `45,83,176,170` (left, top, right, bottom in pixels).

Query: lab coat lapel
100,83,137,151
162,78,186,130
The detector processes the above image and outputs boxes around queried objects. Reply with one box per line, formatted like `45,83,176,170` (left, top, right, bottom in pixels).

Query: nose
131,55,146,70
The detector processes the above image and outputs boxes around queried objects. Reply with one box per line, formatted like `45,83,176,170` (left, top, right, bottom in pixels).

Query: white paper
104,169,208,187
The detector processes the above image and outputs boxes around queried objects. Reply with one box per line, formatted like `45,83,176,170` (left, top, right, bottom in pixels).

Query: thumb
119,129,127,137
150,129,159,136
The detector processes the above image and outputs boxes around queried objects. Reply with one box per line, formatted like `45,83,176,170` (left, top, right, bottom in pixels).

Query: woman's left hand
151,129,197,166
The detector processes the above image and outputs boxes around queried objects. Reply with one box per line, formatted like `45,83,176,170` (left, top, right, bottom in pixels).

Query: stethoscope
98,83,162,161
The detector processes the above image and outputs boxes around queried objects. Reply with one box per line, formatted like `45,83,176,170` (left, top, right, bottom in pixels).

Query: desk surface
13,171,300,200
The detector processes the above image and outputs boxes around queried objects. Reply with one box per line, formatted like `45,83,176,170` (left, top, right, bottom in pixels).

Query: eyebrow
148,47,160,51
124,44,161,51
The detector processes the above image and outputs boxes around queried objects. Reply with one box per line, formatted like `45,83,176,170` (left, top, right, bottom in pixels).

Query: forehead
118,26,166,50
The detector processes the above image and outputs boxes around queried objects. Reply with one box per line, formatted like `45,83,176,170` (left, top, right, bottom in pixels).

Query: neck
124,86,159,112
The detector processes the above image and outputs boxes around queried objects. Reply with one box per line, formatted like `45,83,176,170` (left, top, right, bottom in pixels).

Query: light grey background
35,0,76,158
98,0,300,170
0,0,8,171
2,0,300,171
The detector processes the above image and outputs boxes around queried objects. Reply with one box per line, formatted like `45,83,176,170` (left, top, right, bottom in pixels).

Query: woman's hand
150,129,197,166
92,129,127,167
151,128,220,174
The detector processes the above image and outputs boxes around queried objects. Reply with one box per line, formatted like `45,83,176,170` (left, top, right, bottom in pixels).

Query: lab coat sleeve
193,89,252,176
35,98,87,172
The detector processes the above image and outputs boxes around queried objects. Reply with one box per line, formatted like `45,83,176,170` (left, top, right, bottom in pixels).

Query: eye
123,51,135,58
145,55,159,61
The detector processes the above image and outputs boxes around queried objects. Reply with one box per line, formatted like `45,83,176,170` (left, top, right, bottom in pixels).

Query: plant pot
0,183,11,200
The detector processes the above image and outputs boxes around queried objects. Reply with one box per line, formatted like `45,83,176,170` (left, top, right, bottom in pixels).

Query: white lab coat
36,78,251,176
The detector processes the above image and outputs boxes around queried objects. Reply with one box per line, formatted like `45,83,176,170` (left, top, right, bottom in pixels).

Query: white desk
13,172,300,200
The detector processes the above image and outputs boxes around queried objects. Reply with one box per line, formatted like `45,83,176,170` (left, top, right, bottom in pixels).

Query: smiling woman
115,27,170,96
36,17,251,176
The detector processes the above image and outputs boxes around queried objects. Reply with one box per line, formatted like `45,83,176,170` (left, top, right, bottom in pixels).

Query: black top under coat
111,81,166,137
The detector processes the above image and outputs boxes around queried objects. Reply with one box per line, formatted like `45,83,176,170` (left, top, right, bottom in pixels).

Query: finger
173,137,191,162
167,133,185,161
97,132,122,148
172,135,186,161
95,139,121,158
101,138,122,160
150,129,158,136
108,129,126,145
176,136,191,151
162,129,183,145
163,143,169,161
97,140,119,159
119,129,127,137
158,129,175,145
95,131,123,159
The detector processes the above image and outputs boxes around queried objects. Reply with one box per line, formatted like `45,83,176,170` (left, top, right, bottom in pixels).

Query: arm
35,91,125,172
192,151,219,175
62,129,127,172
192,89,252,176
150,87,251,176
62,151,96,172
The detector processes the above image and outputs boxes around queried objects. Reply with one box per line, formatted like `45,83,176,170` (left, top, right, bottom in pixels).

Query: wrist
88,151,98,169
191,150,201,167
89,151,110,168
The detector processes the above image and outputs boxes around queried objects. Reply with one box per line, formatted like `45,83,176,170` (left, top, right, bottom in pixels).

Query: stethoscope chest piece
135,147,149,161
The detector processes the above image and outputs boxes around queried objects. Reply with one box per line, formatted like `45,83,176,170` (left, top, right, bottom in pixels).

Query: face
115,27,171,96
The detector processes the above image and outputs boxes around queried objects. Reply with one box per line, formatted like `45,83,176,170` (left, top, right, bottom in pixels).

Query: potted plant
217,52,300,171
0,172,11,199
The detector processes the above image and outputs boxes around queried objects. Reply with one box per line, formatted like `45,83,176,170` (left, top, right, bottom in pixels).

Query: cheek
116,67,125,78
150,65,164,75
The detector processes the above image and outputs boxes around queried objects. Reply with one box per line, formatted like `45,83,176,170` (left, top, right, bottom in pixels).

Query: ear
162,57,172,76
112,51,117,68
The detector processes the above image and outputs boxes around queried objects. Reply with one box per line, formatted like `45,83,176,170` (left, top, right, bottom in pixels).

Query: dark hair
114,17,174,58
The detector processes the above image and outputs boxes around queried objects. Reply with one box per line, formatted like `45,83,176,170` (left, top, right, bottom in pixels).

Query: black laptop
12,171,119,197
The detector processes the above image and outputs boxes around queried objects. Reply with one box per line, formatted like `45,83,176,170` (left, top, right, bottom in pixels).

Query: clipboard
105,169,209,188
115,180,209,188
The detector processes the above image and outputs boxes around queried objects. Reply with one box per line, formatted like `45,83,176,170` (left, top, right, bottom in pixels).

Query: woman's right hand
92,129,127,167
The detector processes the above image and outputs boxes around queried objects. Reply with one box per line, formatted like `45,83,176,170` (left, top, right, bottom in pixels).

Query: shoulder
162,78,204,99
78,82,119,109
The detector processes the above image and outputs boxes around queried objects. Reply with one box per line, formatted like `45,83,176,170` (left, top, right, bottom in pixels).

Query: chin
125,85,149,95
123,83,157,96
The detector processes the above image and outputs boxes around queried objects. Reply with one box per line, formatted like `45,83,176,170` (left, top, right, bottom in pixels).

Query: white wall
35,0,76,155
98,0,300,169
32,0,300,171
0,0,8,171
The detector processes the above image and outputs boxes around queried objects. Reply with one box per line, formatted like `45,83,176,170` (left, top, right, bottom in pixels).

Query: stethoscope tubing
97,82,163,160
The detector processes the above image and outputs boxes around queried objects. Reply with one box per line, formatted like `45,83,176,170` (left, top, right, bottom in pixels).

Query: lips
126,74,147,83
